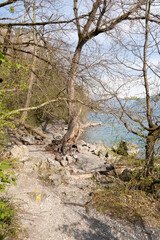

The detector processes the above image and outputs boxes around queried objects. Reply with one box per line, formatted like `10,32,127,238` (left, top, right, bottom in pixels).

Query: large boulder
93,142,108,158
10,145,29,161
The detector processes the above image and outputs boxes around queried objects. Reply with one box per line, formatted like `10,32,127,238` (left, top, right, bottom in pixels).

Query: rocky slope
2,120,160,240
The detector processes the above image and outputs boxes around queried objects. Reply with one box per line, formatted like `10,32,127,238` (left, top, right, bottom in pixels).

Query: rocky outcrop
114,140,139,157
7,120,141,188
10,145,30,161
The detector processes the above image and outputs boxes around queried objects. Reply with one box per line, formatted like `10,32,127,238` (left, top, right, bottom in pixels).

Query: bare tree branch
73,0,81,36
0,0,18,8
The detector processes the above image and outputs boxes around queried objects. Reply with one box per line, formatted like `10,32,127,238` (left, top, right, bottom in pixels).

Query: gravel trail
7,145,160,240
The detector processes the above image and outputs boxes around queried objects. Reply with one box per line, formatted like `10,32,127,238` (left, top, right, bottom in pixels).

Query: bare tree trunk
143,0,156,177
0,25,12,66
144,128,160,177
143,0,153,129
61,44,83,154
67,44,83,126
144,134,155,176
21,0,37,124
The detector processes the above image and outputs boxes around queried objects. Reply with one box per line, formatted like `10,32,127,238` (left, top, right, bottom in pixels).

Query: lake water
82,115,143,144
81,99,160,156
81,112,146,156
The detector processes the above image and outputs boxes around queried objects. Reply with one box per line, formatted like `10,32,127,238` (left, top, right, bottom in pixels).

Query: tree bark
67,44,83,126
21,0,37,124
61,43,84,154
144,127,160,177
143,0,153,129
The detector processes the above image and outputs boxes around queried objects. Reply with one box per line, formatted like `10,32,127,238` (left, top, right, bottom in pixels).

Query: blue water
81,113,145,148
81,99,160,156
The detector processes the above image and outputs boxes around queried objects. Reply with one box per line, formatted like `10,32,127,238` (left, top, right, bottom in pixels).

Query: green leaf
0,213,5,220
16,63,22,69
0,164,11,170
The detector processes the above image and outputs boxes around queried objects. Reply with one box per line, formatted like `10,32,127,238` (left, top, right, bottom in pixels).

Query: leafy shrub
0,159,17,239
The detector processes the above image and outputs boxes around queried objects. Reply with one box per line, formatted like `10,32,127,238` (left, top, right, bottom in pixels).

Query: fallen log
23,123,47,138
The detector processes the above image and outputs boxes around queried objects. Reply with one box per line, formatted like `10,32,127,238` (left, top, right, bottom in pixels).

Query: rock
77,139,87,146
99,165,115,176
93,172,115,188
117,141,139,157
88,144,97,153
64,169,71,176
66,155,74,164
10,145,29,161
112,145,118,152
106,153,121,164
81,146,89,152
93,142,107,157
20,136,34,145
52,160,61,169
75,152,106,173
93,144,121,164
72,154,78,161
47,157,61,170
47,156,56,163
55,154,62,162
70,173,93,180
24,160,38,171
80,121,102,130
61,159,68,167
77,145,83,152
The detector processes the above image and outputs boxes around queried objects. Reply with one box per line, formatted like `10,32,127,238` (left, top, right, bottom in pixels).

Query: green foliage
0,158,17,239
0,199,16,240
0,52,18,239
0,160,16,193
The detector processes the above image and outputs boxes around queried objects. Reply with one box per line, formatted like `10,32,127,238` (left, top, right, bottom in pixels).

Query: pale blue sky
0,0,159,97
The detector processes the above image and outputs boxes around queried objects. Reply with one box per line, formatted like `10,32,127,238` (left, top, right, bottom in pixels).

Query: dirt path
6,144,160,240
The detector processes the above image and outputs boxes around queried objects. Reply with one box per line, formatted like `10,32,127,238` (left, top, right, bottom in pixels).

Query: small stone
62,155,67,161
52,160,61,169
55,154,62,162
77,146,83,152
65,169,71,176
66,155,74,164
72,154,78,160
61,159,68,167
47,156,56,163
88,144,97,152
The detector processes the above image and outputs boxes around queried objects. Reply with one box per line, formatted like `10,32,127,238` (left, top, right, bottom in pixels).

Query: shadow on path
57,213,119,240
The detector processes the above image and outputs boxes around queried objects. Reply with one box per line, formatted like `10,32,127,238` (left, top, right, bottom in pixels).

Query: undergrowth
91,171,160,227
0,157,17,240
